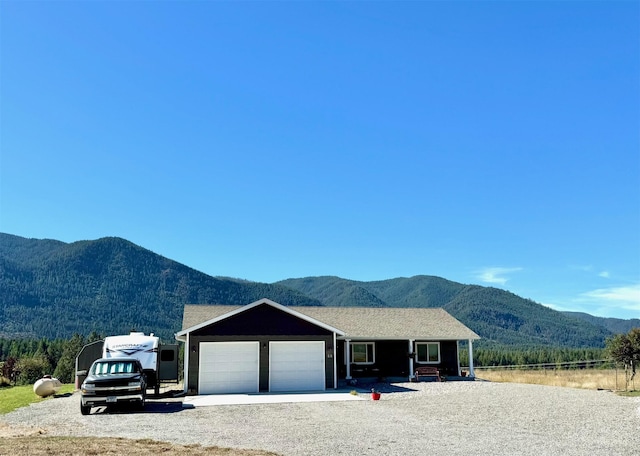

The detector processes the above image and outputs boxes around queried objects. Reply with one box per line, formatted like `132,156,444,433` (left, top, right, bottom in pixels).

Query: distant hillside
1,233,629,349
562,311,639,335
277,276,613,348
0,233,321,340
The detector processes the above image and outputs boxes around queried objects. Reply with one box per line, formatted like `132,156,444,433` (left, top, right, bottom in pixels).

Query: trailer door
158,344,179,382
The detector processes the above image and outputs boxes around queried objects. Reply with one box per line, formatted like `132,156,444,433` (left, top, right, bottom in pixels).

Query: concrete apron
183,390,364,407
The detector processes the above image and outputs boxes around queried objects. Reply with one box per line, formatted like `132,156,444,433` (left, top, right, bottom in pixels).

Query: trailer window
160,349,174,362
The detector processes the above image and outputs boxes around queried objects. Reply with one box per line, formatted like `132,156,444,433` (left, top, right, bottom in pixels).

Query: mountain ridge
0,233,323,340
0,233,632,347
561,311,639,335
276,276,613,347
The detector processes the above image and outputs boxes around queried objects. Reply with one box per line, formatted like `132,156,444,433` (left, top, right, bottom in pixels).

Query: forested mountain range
0,233,320,340
0,233,632,348
276,276,614,347
561,311,639,335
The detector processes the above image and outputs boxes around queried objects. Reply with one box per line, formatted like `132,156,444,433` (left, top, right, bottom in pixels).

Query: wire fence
474,359,612,370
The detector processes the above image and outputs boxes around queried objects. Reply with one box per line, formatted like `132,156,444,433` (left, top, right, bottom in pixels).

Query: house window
416,342,440,364
351,342,375,364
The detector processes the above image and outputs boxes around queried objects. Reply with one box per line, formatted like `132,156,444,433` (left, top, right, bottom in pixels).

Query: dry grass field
0,421,279,456
0,435,279,456
476,368,637,392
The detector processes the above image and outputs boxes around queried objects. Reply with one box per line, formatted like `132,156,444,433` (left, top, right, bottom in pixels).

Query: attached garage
269,341,326,392
178,299,342,395
198,342,259,394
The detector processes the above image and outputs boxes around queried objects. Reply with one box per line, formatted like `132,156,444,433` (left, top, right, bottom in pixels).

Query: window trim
350,342,375,365
415,341,441,364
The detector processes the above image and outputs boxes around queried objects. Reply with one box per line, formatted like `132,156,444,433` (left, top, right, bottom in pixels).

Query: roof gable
176,298,344,340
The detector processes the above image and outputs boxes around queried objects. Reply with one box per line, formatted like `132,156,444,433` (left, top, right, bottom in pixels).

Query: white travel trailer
103,332,159,373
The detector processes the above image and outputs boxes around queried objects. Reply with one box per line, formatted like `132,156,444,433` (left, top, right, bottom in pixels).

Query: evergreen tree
53,334,86,383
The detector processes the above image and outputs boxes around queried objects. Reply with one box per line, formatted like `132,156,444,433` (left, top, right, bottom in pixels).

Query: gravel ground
2,381,639,456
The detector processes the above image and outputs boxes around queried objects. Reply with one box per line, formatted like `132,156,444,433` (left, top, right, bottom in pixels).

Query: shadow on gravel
142,401,188,414
153,389,185,399
53,392,73,398
91,400,187,415
354,383,419,394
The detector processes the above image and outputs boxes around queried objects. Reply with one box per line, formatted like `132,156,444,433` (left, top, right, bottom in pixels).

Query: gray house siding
191,304,332,337
439,340,460,376
339,340,410,379
377,340,411,378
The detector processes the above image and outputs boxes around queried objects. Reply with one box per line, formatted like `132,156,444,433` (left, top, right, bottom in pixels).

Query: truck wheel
80,404,91,415
135,396,145,411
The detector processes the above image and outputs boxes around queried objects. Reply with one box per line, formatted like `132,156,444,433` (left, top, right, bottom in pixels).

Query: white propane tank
33,375,62,397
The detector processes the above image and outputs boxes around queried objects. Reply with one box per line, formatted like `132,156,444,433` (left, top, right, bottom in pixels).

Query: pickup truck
80,358,147,415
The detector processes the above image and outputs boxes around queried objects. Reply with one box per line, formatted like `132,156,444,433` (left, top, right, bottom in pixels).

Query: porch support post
408,339,415,380
468,339,475,378
345,339,352,380
183,333,190,394
333,332,338,389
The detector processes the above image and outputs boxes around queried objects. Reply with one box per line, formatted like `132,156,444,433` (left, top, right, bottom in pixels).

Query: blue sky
1,1,638,319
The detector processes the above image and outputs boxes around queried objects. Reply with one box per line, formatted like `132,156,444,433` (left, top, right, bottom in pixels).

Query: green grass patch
617,390,640,397
0,384,75,415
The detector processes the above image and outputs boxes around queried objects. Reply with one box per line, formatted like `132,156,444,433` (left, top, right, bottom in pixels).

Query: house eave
337,336,480,341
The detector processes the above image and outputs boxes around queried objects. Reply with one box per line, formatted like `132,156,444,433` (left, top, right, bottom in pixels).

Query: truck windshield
92,361,136,374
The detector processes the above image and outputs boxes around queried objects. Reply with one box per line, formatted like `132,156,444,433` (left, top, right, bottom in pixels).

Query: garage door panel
199,342,259,394
270,341,325,392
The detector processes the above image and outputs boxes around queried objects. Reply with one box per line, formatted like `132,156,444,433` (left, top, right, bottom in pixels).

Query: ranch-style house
176,298,480,395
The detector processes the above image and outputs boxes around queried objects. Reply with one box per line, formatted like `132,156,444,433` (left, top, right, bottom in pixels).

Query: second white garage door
199,342,259,394
269,341,326,392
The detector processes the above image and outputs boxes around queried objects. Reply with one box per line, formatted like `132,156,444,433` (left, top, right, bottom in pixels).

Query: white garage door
199,342,259,394
269,341,326,392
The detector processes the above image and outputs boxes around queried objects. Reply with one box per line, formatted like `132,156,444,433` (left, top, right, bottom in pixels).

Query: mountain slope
562,311,640,335
1,233,628,348
278,276,613,347
0,234,322,340
444,285,610,347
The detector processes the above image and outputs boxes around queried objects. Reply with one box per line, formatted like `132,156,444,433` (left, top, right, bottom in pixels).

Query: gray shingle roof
180,302,480,341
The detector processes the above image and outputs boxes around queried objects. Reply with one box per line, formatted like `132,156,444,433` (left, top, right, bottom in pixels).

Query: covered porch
336,338,476,382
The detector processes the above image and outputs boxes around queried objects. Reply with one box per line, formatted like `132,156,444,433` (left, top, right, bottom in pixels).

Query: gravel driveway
2,382,639,456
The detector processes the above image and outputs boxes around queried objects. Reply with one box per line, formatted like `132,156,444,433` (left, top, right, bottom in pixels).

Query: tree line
0,333,103,386
461,346,607,368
